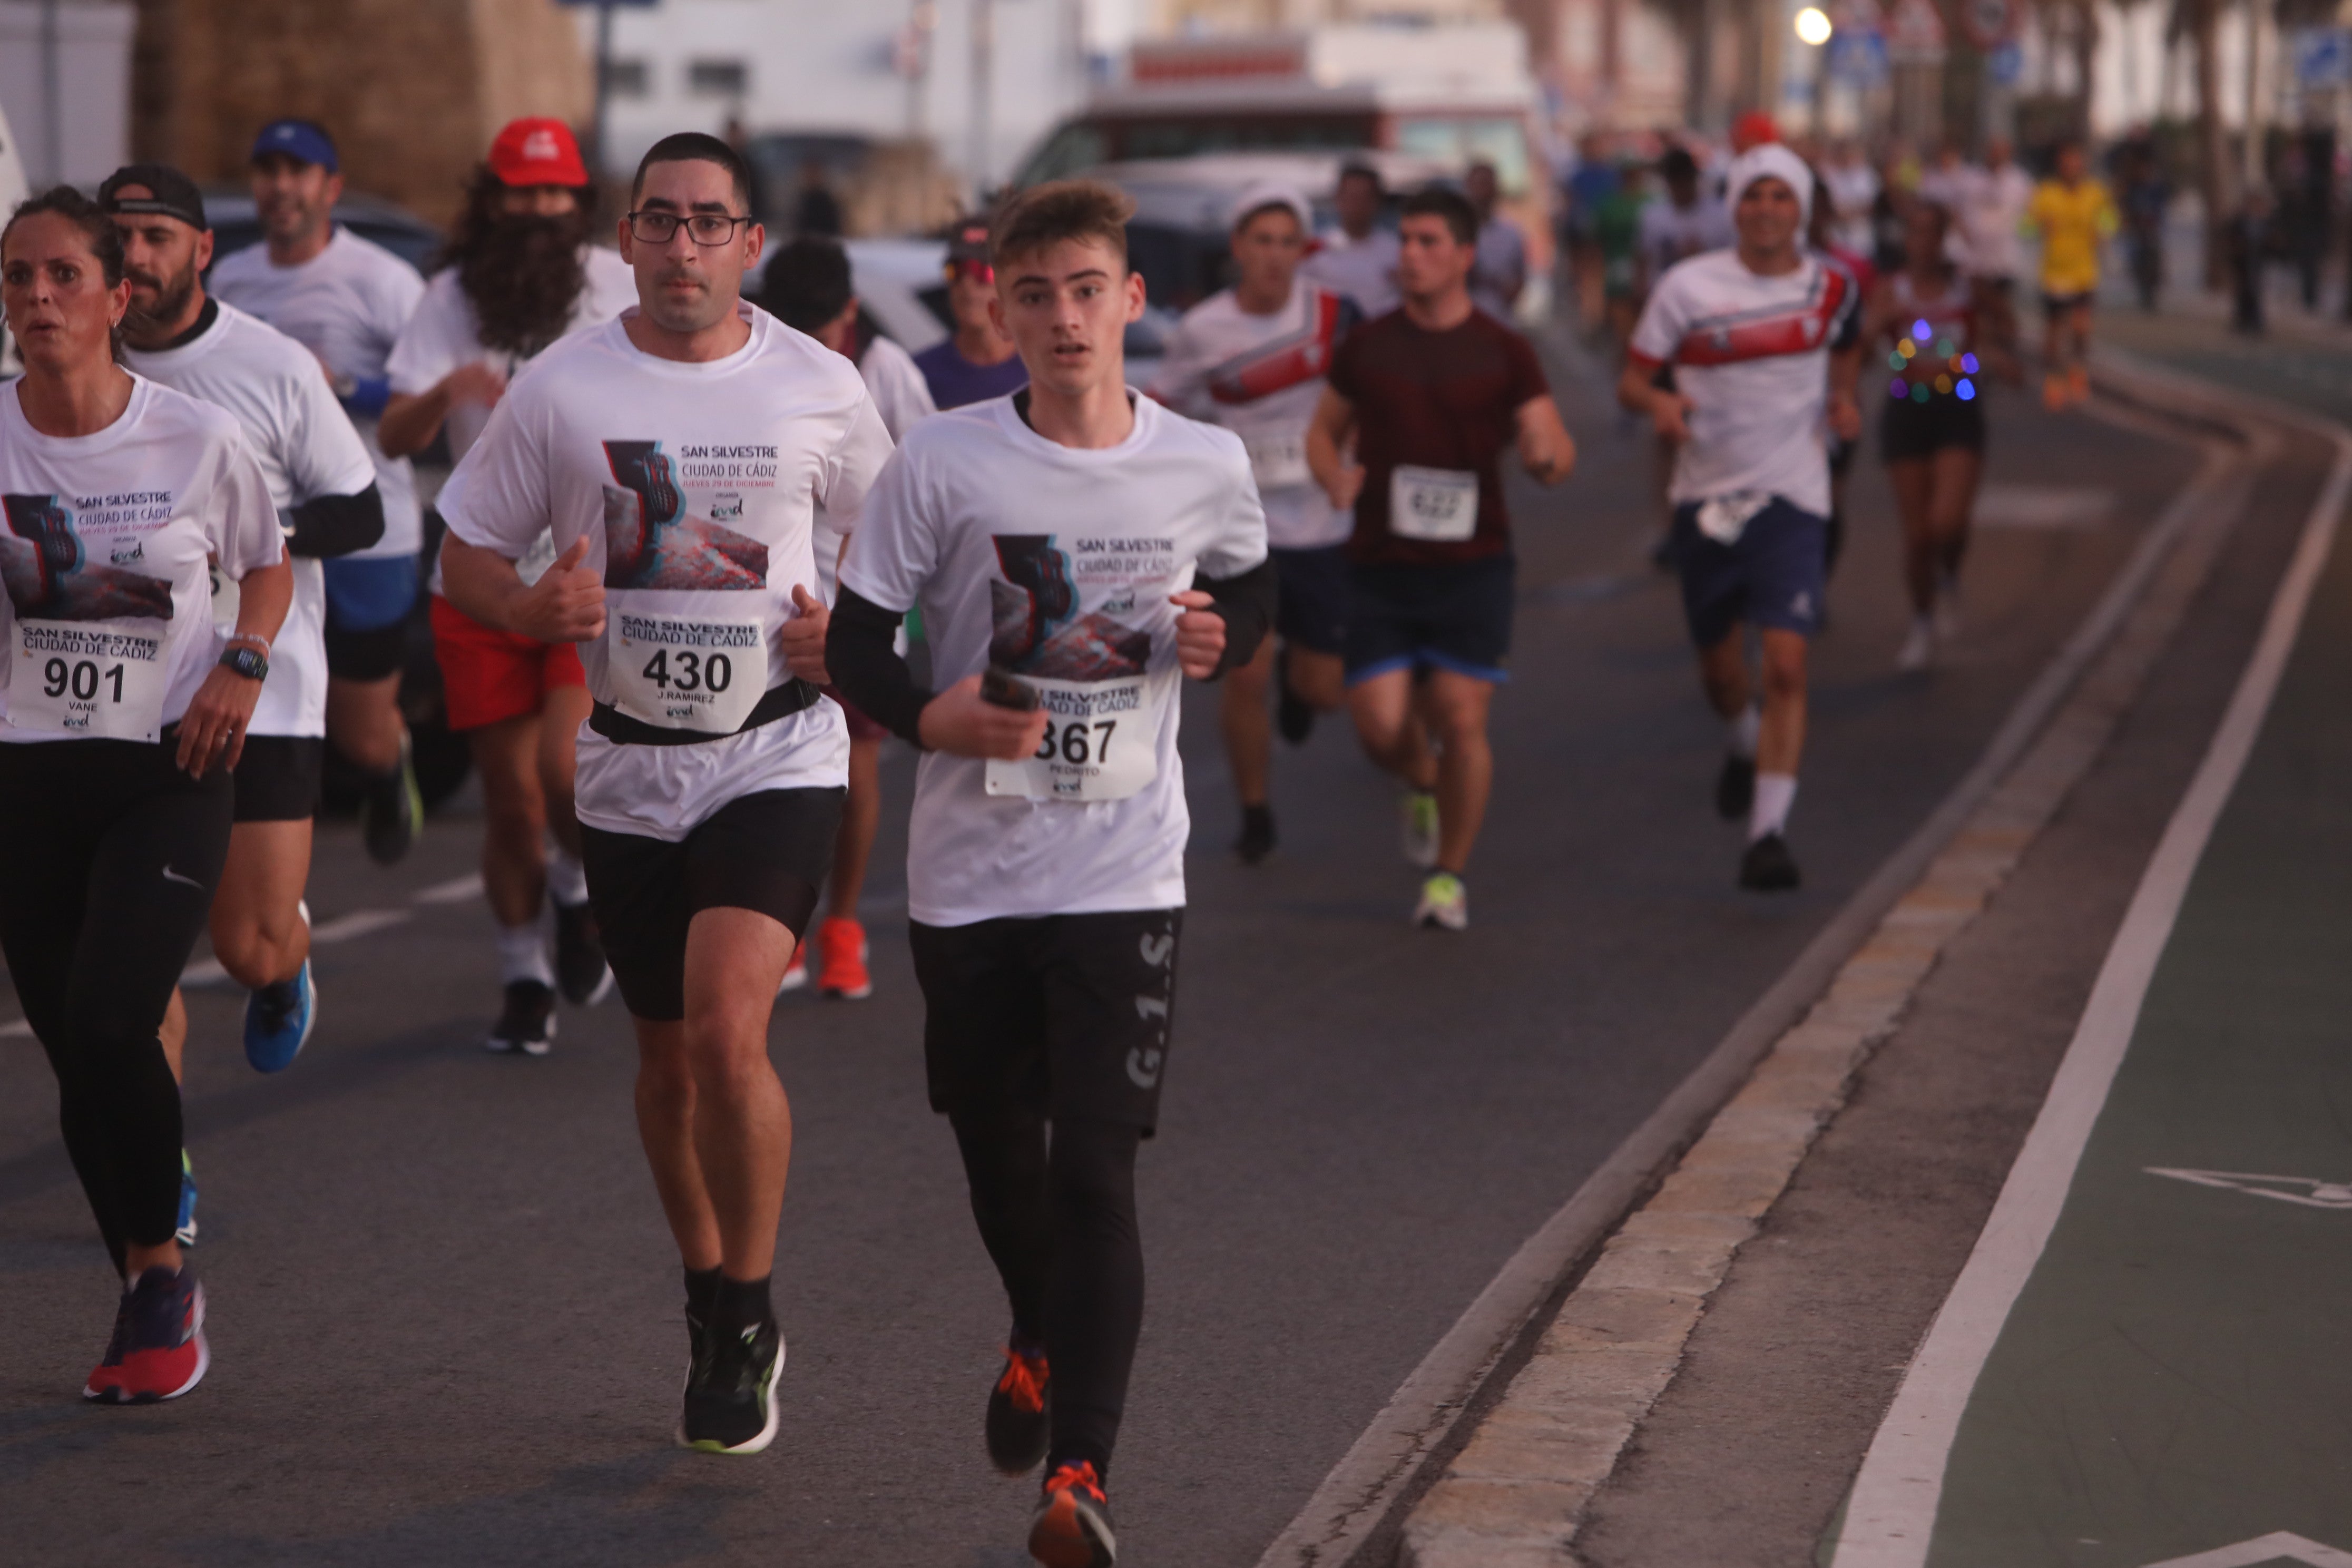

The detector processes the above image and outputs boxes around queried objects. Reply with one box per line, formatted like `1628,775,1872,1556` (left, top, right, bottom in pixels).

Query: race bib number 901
11,619,169,740
608,611,766,733
986,674,1164,802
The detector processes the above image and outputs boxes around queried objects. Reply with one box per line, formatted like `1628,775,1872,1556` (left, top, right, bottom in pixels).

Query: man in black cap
910,219,1028,409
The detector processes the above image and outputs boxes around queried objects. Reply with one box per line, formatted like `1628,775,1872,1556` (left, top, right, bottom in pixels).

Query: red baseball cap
487,117,589,188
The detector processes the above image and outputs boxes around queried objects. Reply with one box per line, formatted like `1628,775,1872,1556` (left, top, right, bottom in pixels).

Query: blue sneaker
174,1150,198,1248
243,958,316,1073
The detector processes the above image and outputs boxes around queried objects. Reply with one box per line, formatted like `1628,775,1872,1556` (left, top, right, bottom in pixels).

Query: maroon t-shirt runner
1326,309,1551,567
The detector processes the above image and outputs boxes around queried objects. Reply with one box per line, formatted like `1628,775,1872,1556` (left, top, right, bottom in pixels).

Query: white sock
1750,772,1797,842
546,844,590,908
497,920,554,987
1727,704,1761,760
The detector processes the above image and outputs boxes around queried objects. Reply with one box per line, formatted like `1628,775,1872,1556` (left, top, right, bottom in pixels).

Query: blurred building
126,0,590,224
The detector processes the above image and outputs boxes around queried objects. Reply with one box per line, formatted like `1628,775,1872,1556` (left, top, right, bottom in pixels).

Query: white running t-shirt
124,301,377,738
1303,227,1400,318
1151,280,1350,550
858,334,937,444
211,228,426,560
1627,249,1861,517
0,377,283,743
840,391,1268,927
437,302,895,841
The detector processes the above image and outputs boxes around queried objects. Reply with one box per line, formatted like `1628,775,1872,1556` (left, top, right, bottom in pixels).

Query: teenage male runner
1303,161,1400,318
105,164,382,1131
914,219,1030,409
2027,140,2116,410
1151,180,1354,862
381,118,630,1053
2,187,291,1403
1306,184,1574,930
210,119,427,864
437,132,890,1453
828,179,1273,1567
758,233,939,998
1619,144,1863,892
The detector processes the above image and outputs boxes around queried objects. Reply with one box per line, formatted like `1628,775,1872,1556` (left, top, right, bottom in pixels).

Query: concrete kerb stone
1395,383,2252,1568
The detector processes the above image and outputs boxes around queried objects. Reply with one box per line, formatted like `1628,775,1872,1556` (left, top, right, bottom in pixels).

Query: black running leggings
0,735,232,1275
950,1104,1144,1479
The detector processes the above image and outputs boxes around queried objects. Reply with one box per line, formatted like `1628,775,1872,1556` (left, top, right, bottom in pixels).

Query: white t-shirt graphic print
0,377,283,743
436,302,894,841
839,392,1268,926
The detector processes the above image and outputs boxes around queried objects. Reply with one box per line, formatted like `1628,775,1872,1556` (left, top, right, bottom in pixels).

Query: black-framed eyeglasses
626,210,754,246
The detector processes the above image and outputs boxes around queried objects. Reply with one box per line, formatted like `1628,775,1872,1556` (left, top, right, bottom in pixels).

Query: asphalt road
0,336,2200,1567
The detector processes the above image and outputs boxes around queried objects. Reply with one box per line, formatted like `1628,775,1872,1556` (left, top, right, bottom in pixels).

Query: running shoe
1276,646,1316,745
2042,371,2067,412
1739,832,1802,893
986,1339,1052,1476
243,958,316,1073
1028,1460,1116,1568
174,1150,199,1249
1400,791,1440,869
1235,805,1276,866
777,940,808,995
816,916,873,1001
680,1317,785,1454
1934,572,1964,639
84,1266,208,1404
2067,364,2091,405
486,979,556,1056
1414,871,1468,932
359,732,424,866
553,899,615,1006
1714,753,1756,821
1897,618,1936,673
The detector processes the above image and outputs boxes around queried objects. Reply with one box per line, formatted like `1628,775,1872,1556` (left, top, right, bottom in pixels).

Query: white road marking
1828,373,2352,1568
2146,1167,2352,1210
2140,1532,2352,1568
1974,484,2116,530
410,873,485,905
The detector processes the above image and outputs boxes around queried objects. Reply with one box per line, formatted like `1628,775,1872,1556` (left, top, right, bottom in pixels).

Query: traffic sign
1883,0,1948,64
1961,0,2021,50
1987,40,2024,85
2294,28,2352,89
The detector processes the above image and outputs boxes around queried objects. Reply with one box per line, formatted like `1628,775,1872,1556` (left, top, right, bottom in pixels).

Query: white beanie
1724,143,1814,227
1230,179,1314,234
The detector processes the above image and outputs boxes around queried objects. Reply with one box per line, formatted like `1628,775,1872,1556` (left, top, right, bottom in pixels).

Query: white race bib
607,609,767,733
1246,432,1311,491
1389,465,1480,542
985,673,1166,802
11,619,170,741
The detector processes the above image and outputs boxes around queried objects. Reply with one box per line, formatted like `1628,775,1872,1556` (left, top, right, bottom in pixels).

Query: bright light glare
1795,7,1834,45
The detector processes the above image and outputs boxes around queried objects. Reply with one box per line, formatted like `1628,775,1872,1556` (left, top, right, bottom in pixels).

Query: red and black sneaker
1027,1459,1116,1567
986,1339,1051,1475
84,1266,208,1404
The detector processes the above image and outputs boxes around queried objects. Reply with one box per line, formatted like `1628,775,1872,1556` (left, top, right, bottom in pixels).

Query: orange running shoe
2067,362,2091,404
986,1339,1051,1475
2042,371,2067,411
1028,1459,1115,1567
816,916,872,999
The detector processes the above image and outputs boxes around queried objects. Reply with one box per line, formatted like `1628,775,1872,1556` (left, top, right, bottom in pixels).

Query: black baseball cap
945,218,993,264
99,164,209,231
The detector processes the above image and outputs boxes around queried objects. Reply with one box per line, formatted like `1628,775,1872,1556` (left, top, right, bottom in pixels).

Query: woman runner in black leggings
0,187,290,1404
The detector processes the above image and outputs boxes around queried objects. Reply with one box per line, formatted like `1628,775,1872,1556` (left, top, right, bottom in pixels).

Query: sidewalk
1386,340,2352,1565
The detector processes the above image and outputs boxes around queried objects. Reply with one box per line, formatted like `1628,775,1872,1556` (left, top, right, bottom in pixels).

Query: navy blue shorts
1671,498,1827,649
321,554,420,681
1271,544,1349,656
1344,555,1514,686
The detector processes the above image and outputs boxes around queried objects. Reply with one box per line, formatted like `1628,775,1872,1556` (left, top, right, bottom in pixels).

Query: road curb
1388,368,2273,1567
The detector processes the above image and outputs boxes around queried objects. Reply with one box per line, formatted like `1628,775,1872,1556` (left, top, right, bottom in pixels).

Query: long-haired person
0,188,292,1402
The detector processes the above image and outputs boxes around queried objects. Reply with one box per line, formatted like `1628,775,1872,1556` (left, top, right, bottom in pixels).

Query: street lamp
1795,6,1834,45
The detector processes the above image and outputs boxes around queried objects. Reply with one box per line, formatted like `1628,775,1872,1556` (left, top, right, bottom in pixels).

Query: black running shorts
908,908,1183,1134
577,786,845,1022
1342,555,1515,687
1271,543,1349,656
1879,394,1987,463
230,735,323,823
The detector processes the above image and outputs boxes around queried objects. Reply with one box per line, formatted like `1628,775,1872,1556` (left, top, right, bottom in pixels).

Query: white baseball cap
1230,179,1314,233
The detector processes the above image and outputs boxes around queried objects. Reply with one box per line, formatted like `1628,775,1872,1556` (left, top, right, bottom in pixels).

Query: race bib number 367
608,611,766,733
986,674,1165,802
11,619,169,740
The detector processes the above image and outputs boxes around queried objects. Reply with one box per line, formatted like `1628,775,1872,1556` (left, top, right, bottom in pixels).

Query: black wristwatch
219,643,270,683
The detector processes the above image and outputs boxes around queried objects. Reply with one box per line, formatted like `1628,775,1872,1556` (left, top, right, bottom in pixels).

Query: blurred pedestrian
1563,132,1623,331
1466,159,1528,320
2119,142,2170,312
1956,134,2034,345
2226,188,2271,337
1304,159,1401,317
910,217,1027,408
2026,139,2116,406
792,156,842,237
1823,139,1881,257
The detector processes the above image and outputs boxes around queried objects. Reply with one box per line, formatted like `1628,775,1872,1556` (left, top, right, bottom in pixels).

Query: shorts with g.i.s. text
429,594,586,732
1270,544,1349,656
908,908,1183,1135
1343,555,1515,686
577,786,844,1022
1671,497,1828,648
231,735,324,822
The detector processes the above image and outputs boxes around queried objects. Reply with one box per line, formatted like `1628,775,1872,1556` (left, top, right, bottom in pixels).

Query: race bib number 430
608,611,766,733
11,619,169,740
986,674,1165,802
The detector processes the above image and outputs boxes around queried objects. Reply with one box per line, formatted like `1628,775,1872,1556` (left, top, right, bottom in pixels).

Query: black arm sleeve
826,586,932,748
286,483,386,559
1197,555,1277,678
